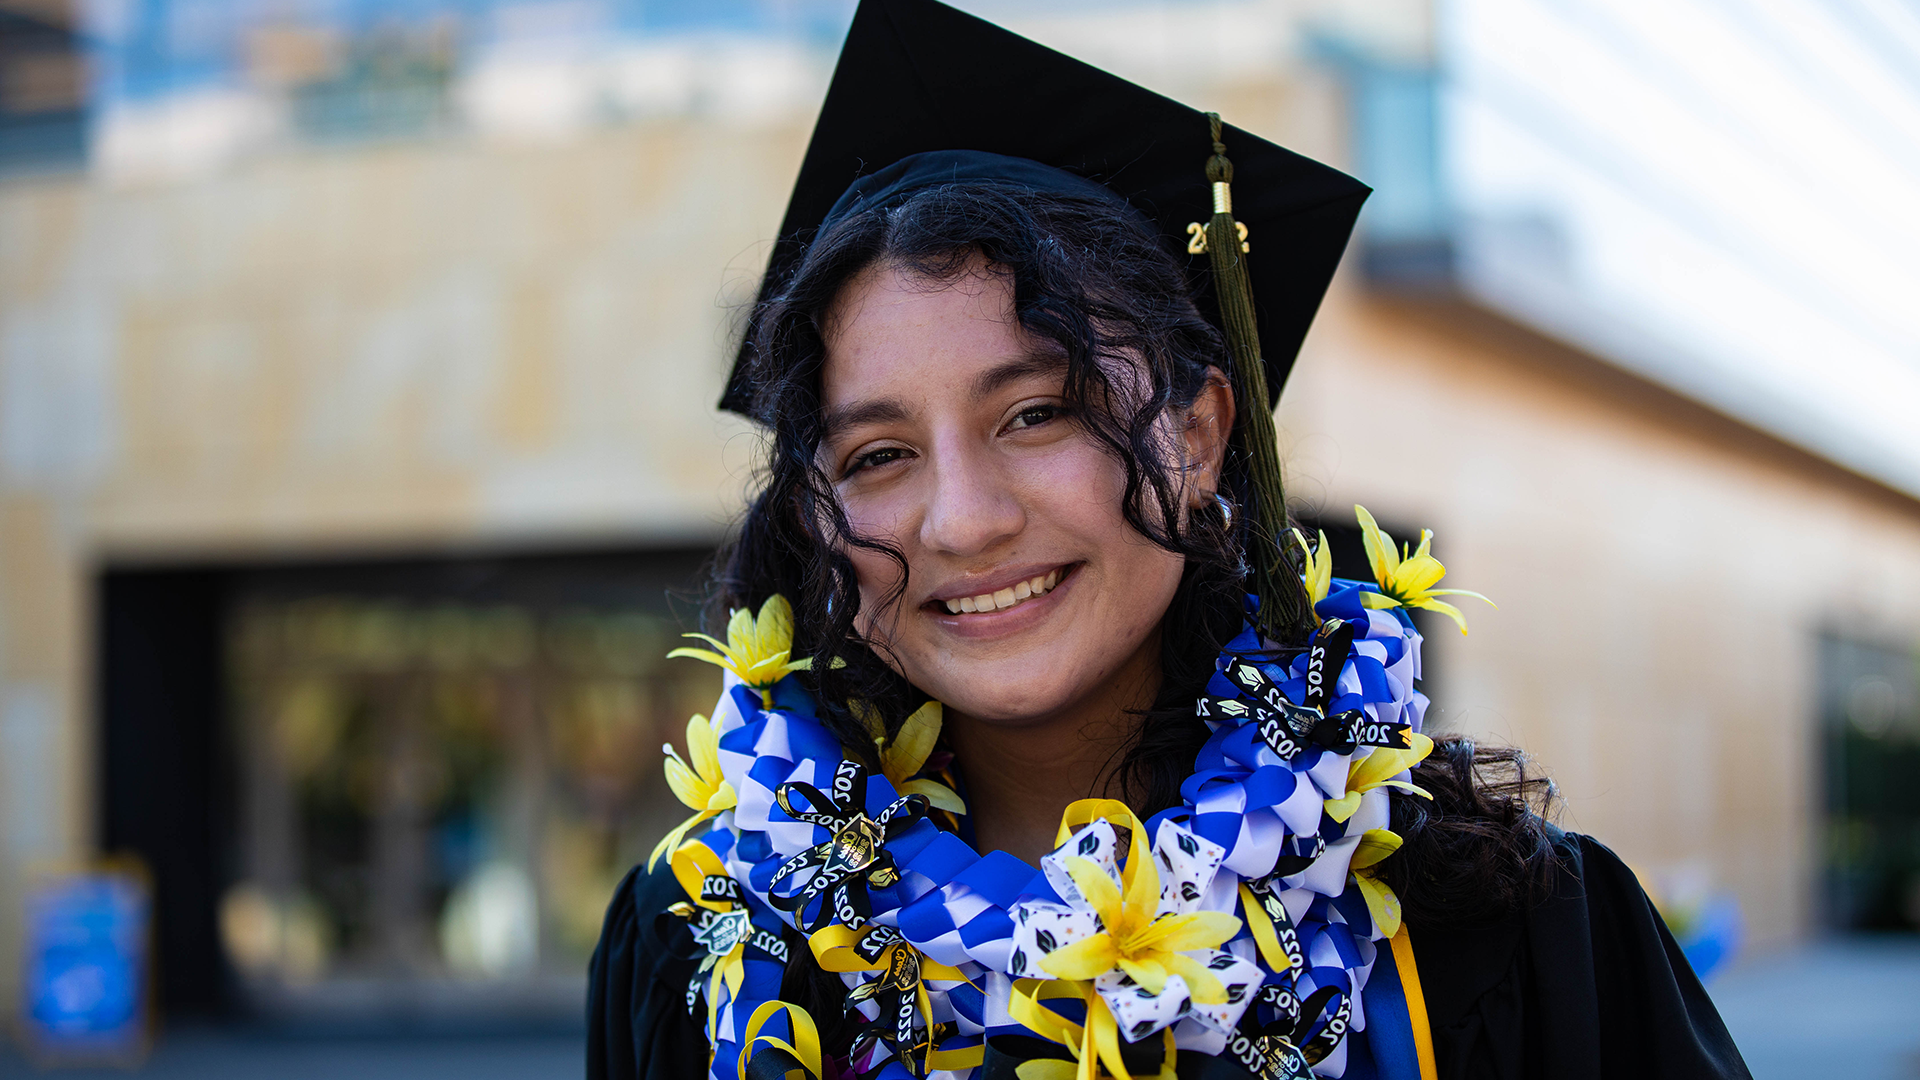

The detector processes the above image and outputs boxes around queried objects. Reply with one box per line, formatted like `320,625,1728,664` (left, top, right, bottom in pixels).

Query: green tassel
1200,113,1306,643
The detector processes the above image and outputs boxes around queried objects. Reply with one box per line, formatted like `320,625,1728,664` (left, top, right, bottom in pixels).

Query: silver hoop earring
1214,493,1235,530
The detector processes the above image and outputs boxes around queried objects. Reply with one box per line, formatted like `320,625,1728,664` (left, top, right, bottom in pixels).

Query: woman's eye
845,447,908,476
1007,404,1063,430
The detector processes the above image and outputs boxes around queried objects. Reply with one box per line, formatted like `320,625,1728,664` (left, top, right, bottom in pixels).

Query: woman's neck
943,631,1163,866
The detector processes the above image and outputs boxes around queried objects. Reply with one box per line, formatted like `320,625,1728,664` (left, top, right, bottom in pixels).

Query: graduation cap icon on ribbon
1199,618,1414,762
767,759,930,933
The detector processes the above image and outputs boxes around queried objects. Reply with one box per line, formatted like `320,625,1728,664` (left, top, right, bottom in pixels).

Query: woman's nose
919,442,1025,558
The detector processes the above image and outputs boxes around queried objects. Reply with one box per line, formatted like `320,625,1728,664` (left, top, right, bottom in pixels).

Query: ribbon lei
668,842,751,1055
1237,881,1303,978
1010,805,1171,1080
811,924,969,1076
767,761,929,932
1008,980,1176,1080
741,1000,826,1080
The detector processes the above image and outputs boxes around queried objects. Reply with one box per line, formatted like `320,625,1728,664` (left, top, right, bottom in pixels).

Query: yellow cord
1388,924,1437,1080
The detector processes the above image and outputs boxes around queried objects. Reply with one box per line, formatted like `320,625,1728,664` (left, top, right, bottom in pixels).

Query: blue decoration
20,866,151,1064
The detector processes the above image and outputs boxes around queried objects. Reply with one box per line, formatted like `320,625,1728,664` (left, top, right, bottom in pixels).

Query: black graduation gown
586,830,1751,1080
1407,832,1750,1080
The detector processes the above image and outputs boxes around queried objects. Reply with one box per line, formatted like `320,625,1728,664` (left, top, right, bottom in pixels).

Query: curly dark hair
716,179,1271,815
1388,736,1563,928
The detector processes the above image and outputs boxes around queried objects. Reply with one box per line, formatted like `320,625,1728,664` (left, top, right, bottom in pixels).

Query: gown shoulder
587,861,710,1080
1411,829,1752,1080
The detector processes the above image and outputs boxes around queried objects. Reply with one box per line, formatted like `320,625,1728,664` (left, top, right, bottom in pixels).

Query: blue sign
19,866,151,1063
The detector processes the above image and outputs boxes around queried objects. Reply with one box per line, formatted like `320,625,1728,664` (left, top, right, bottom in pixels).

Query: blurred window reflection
215,565,717,1015
0,2,88,173
71,0,856,180
1820,633,1920,932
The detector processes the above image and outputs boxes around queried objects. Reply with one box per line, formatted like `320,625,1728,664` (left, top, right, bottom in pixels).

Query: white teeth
942,568,1068,615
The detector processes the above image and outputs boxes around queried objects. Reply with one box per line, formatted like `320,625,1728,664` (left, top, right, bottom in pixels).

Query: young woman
589,3,1751,1079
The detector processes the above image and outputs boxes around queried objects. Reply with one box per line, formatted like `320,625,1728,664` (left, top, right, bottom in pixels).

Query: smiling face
817,256,1230,732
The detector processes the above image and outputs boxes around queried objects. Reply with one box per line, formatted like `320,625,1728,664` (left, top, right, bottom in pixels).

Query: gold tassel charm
1196,112,1307,643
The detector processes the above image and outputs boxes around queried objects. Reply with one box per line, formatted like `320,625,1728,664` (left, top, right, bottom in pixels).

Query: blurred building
1,0,1917,1032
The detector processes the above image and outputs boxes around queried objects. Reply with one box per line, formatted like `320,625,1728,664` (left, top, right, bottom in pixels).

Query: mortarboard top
721,0,1369,416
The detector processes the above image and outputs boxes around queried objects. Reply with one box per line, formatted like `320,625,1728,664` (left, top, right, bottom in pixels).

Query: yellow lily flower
1037,859,1242,1004
1349,828,1405,938
647,712,738,869
667,594,815,706
1291,527,1333,610
854,700,967,814
1014,803,1259,1080
1324,732,1436,823
1353,505,1493,635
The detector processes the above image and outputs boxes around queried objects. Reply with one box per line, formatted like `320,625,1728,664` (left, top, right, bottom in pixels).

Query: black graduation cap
719,0,1369,417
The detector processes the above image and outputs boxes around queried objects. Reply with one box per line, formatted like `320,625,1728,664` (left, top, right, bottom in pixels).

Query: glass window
217,558,719,1015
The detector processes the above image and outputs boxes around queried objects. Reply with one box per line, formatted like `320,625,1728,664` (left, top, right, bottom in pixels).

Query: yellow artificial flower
1324,732,1436,823
667,595,816,706
647,712,738,869
1291,527,1334,612
854,700,967,814
1014,802,1239,1080
1349,828,1405,938
1038,859,1242,1004
1353,504,1493,635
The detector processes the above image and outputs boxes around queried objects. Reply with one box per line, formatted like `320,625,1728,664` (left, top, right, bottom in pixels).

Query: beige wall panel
0,495,89,1014
1282,291,1920,947
0,122,800,559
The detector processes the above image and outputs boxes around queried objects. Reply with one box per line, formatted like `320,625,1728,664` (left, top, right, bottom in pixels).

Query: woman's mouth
938,566,1070,615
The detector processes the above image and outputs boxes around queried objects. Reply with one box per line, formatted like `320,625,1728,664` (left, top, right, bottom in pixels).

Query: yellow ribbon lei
667,841,750,1053
1006,799,1248,1080
809,924,973,1076
741,1001,825,1080
1236,882,1299,978
1009,979,1176,1080
1010,801,1154,1080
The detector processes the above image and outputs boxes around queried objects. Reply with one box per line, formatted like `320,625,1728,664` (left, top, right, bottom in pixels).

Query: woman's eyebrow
824,353,1064,439
821,397,910,441
971,352,1068,401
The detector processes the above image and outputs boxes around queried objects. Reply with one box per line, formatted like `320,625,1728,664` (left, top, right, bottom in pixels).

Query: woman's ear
1182,368,1236,506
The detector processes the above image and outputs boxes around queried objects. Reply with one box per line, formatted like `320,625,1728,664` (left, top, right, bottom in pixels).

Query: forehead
819,260,1036,411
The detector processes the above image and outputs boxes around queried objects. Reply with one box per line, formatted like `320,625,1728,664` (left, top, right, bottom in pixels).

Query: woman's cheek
1018,440,1130,530
839,499,915,641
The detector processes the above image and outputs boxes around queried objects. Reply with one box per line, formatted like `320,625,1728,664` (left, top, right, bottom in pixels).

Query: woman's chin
911,650,1114,728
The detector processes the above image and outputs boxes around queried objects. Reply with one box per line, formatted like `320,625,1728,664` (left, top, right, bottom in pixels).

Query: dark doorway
98,570,234,1018
97,545,717,1026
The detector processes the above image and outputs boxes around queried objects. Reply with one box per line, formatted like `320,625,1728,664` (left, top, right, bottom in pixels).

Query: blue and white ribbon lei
672,579,1428,1080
